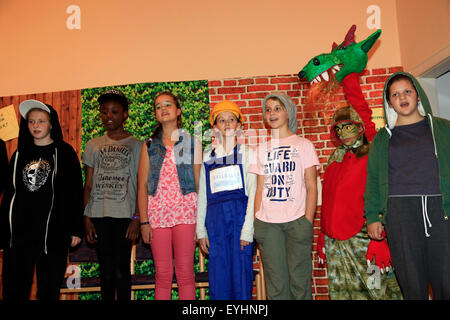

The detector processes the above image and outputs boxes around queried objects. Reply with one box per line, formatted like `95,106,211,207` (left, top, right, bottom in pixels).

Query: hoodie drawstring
44,147,57,254
421,195,432,237
9,152,19,248
427,114,438,157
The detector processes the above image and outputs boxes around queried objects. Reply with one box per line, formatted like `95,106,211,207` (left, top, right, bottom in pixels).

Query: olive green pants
254,216,313,300
325,227,402,300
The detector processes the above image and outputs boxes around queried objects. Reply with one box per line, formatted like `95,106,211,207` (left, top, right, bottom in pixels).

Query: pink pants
150,224,196,300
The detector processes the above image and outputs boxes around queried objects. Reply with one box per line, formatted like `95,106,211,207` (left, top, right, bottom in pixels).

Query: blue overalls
204,144,254,300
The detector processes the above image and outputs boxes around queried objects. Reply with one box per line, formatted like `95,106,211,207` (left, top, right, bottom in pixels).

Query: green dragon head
298,25,381,84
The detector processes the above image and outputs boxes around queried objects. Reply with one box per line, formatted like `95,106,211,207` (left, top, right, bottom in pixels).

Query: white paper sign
0,104,20,141
210,165,243,194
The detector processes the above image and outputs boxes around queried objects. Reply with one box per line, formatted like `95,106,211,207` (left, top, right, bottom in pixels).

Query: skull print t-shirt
15,143,55,244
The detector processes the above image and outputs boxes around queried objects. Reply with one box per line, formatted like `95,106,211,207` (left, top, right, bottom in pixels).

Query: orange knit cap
209,100,245,126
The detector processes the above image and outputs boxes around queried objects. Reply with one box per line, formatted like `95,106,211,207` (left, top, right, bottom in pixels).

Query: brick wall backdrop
208,66,403,300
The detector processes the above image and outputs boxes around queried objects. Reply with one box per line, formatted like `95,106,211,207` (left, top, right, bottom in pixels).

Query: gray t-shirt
83,135,143,218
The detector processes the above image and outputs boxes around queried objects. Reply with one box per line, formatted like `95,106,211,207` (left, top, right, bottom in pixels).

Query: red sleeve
340,73,377,141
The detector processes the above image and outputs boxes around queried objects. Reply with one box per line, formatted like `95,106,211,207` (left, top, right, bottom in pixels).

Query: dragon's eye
313,58,320,66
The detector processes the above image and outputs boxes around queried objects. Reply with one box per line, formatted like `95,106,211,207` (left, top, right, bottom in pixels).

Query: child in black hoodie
0,99,84,300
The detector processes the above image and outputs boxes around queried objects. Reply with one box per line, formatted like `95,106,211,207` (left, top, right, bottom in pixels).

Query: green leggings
325,227,402,300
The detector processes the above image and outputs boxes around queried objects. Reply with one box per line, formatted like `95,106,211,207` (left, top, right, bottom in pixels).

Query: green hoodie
364,72,450,225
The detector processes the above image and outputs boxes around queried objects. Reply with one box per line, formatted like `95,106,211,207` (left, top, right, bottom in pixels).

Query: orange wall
0,0,402,96
396,0,450,76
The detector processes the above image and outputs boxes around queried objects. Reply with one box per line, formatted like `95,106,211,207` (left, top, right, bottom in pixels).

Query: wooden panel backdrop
0,89,82,300
0,90,82,159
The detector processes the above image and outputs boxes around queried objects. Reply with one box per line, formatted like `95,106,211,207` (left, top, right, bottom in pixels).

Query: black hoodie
0,104,84,253
0,139,8,195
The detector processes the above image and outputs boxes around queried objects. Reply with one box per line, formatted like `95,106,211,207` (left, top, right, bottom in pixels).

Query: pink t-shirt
250,135,319,223
147,146,198,228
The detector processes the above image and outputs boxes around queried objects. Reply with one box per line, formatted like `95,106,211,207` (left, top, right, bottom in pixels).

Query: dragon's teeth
315,75,321,82
333,65,341,71
321,71,329,81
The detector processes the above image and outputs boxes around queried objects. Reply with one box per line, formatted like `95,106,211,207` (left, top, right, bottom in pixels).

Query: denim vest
146,129,196,196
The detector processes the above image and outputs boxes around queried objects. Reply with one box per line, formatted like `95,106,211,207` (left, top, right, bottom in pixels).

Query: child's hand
240,240,251,251
70,236,82,247
126,219,140,241
198,238,209,255
141,224,153,244
368,222,384,240
84,216,97,244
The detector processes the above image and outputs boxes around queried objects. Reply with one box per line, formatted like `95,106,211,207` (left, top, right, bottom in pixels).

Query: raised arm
341,72,377,141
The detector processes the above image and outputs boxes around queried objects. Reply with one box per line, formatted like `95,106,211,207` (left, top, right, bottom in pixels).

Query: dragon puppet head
298,25,381,84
